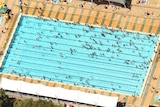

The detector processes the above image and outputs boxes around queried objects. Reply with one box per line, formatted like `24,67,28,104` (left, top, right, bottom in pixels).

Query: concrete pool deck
0,0,160,106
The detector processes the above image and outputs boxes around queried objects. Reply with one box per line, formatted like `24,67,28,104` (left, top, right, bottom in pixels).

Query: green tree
0,100,3,107
35,99,55,107
47,100,54,107
0,88,9,100
13,99,23,107
0,88,12,107
31,101,38,107
0,88,63,107
37,99,46,107
22,98,33,107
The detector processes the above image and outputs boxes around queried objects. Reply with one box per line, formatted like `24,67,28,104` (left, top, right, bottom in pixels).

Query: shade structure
58,88,79,101
20,81,40,95
39,86,60,98
0,78,20,91
97,94,118,107
0,5,8,14
107,0,126,7
0,78,118,107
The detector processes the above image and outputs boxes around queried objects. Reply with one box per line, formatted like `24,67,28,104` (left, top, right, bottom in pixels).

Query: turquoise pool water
0,15,158,95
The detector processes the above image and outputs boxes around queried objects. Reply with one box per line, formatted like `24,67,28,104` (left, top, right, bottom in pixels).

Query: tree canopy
0,88,62,107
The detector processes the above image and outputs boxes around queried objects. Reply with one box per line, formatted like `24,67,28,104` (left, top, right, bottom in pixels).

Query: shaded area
0,88,15,107
83,0,132,8
0,5,8,14
0,88,62,107
0,2,11,20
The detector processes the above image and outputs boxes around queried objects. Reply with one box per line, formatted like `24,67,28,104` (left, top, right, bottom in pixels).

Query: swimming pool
0,15,159,95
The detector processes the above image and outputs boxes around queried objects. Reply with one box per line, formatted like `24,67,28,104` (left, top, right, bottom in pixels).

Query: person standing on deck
18,0,23,12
